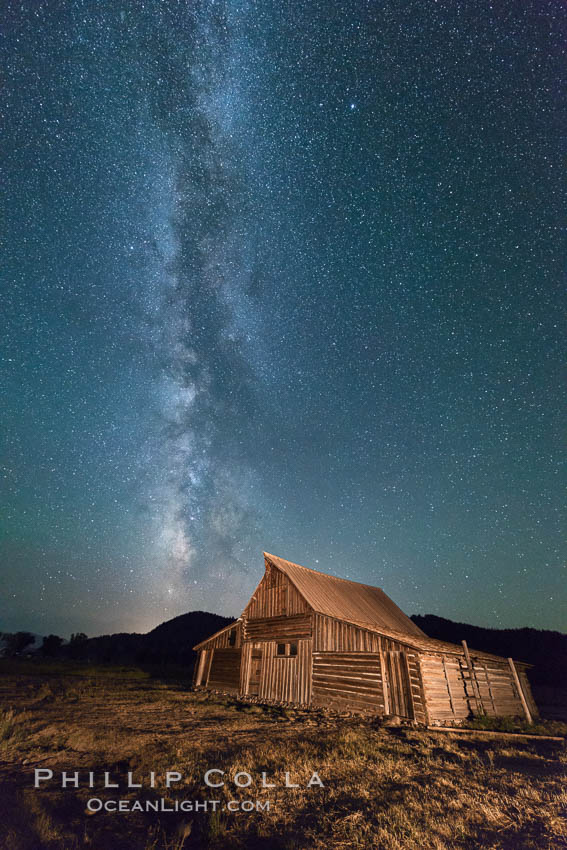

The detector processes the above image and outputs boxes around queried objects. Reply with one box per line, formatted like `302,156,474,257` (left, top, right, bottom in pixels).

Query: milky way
140,2,269,611
2,0,565,636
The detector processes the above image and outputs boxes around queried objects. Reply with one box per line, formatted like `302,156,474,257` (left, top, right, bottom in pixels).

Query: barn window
276,643,297,657
228,628,236,647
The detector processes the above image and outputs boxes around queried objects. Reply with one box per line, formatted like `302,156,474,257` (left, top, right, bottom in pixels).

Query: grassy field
0,660,565,850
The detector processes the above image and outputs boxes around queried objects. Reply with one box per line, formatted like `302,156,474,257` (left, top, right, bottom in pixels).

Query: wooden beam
481,661,497,715
461,640,484,716
441,654,455,715
401,651,415,721
379,638,390,715
507,657,533,724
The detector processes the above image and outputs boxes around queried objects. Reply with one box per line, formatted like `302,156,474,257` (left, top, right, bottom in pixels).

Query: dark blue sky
2,0,565,636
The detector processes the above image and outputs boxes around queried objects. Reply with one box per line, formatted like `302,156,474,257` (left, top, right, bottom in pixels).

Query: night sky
2,0,565,638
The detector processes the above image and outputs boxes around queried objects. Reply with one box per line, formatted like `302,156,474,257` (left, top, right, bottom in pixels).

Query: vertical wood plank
194,651,204,685
441,655,455,715
507,657,533,723
203,650,213,685
481,662,497,715
462,640,485,715
379,639,390,715
400,651,414,720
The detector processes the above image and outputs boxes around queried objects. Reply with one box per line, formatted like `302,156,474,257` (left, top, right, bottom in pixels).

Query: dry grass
0,659,565,850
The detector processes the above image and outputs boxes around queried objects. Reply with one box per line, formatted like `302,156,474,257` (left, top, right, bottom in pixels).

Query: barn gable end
243,558,310,620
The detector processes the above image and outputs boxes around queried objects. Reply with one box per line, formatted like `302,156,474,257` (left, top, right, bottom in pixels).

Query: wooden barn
193,553,538,725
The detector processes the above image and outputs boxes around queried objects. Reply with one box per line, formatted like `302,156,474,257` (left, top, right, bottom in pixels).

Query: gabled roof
263,552,426,638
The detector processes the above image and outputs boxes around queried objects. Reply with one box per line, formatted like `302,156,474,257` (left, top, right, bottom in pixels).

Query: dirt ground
1,660,566,850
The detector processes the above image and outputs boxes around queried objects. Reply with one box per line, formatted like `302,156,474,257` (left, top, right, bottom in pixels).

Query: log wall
312,651,385,713
243,613,311,642
311,616,428,720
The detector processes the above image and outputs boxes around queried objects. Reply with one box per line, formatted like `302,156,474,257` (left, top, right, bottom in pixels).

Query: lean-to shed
193,553,538,724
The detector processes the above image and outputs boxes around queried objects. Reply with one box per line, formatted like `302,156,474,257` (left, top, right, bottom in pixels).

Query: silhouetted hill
144,610,234,664
62,610,234,669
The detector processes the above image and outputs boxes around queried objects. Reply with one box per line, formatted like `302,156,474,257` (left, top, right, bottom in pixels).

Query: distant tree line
0,631,88,657
1,631,36,655
0,611,233,671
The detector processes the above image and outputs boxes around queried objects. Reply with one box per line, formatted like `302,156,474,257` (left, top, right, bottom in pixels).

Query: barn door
247,649,263,695
384,650,414,719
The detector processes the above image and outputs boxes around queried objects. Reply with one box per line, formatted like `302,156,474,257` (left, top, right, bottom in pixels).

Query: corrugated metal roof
264,552,426,638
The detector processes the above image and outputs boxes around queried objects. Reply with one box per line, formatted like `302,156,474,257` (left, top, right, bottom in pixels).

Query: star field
1,0,565,636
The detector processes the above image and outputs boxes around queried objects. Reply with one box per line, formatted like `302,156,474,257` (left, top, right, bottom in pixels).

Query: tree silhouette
41,634,63,657
1,632,36,656
70,632,88,644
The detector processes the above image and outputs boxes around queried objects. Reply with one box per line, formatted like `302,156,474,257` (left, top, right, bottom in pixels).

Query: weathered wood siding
421,653,472,722
473,659,526,717
383,649,414,719
472,660,502,716
240,642,252,695
244,639,312,704
196,622,242,651
313,614,380,652
243,613,311,642
312,651,385,713
421,652,532,722
245,565,308,619
207,648,241,693
312,616,426,720
405,650,427,724
195,594,537,723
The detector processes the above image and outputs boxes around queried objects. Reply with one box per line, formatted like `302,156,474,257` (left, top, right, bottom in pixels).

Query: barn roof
264,552,426,638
